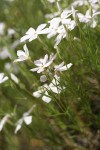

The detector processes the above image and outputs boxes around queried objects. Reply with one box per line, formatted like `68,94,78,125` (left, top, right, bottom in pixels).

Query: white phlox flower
20,24,47,42
30,54,56,73
47,18,61,39
48,10,72,27
33,84,51,103
15,104,36,134
54,20,76,48
47,12,76,47
54,62,73,72
33,75,65,103
46,10,73,38
0,73,9,84
33,84,49,98
89,0,98,4
66,20,76,31
42,91,51,103
0,114,11,131
14,44,29,62
54,25,67,48
77,9,100,28
49,75,64,94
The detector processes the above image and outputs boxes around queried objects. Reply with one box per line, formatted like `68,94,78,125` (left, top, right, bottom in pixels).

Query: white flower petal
28,34,37,41
37,67,44,73
0,114,10,131
23,44,29,57
47,31,57,39
33,90,42,98
34,60,42,66
17,50,26,57
58,66,67,71
61,10,72,19
18,55,27,60
44,61,52,67
67,63,73,69
30,68,39,72
39,28,49,34
26,27,35,34
20,35,31,42
36,24,47,32
42,91,51,103
0,73,8,84
43,54,48,65
11,73,19,84
15,124,22,134
24,116,32,125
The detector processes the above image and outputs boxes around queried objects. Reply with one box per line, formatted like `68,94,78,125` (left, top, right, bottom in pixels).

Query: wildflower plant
0,0,100,149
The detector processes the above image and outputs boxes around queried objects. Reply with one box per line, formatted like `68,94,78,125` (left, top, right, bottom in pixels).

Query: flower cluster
0,105,36,133
34,61,72,103
14,46,72,103
20,0,100,48
15,104,36,134
33,75,65,103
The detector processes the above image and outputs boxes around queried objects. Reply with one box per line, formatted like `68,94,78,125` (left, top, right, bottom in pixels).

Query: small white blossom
30,54,56,73
54,62,72,72
33,84,48,98
0,114,11,131
20,24,47,42
46,10,72,39
49,75,64,94
47,18,60,39
33,75,65,103
14,44,29,62
47,15,76,47
15,105,36,134
0,73,9,84
42,91,51,103
77,9,100,28
48,10,72,27
37,75,64,102
33,90,43,98
33,84,51,103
